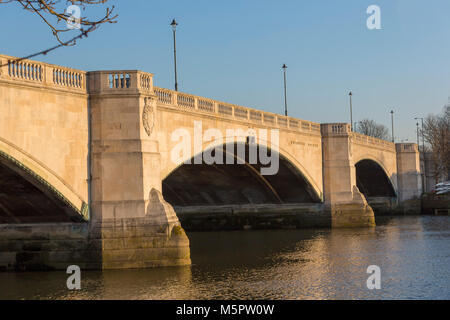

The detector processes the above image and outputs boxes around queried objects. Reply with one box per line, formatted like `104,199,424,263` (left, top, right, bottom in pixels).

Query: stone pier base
0,190,191,271
91,218,190,269
175,204,331,231
329,187,376,228
0,223,95,271
0,221,190,271
330,203,376,228
394,199,422,215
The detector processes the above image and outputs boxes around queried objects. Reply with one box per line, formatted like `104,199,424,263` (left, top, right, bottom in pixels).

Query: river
0,216,449,300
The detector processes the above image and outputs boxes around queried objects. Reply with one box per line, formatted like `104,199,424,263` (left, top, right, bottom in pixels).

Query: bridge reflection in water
0,216,448,300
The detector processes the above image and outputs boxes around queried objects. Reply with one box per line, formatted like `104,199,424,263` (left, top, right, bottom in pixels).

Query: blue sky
1,0,450,142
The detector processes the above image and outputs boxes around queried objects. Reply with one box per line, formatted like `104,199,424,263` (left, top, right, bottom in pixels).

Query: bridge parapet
321,123,395,152
352,132,395,152
87,70,154,95
396,143,419,153
0,54,86,93
154,86,321,134
320,123,351,136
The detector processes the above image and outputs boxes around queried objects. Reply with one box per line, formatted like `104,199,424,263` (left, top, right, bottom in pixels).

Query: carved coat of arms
142,97,155,137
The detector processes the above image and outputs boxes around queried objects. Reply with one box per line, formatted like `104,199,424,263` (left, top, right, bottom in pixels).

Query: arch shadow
163,142,323,207
0,140,88,223
355,159,397,198
162,135,323,201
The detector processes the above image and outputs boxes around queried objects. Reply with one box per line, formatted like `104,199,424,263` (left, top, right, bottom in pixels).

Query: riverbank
421,194,450,215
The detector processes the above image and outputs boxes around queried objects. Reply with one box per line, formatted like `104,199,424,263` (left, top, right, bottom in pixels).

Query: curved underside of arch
355,159,396,198
0,152,87,224
163,143,322,206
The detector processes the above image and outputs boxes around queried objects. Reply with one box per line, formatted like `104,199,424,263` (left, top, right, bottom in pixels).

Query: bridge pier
395,143,423,214
321,124,376,228
87,71,190,269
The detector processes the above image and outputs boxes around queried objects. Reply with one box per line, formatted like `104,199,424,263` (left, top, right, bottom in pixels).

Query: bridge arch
162,140,322,207
0,139,88,223
161,135,323,201
354,157,397,198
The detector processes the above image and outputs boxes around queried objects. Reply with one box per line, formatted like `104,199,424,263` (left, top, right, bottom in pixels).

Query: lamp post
416,122,420,146
349,91,353,131
390,110,395,143
170,19,179,91
414,117,426,193
414,117,424,153
282,64,288,116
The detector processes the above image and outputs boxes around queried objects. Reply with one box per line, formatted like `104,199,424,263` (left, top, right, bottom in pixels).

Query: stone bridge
0,55,422,270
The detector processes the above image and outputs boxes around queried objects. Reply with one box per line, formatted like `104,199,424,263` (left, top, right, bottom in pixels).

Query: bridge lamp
414,117,426,192
416,122,420,146
349,91,353,131
170,19,179,91
414,117,425,153
282,64,288,116
390,110,395,143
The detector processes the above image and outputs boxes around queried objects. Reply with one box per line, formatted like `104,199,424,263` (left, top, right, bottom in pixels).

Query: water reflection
0,216,449,300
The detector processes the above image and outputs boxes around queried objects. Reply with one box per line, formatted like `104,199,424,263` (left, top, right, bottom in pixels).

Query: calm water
0,216,449,300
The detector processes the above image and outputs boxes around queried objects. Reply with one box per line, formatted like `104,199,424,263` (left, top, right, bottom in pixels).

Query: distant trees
422,102,450,182
355,119,389,140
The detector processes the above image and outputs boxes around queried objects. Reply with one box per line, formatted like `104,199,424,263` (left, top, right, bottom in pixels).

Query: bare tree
0,0,117,62
422,101,450,182
356,119,389,140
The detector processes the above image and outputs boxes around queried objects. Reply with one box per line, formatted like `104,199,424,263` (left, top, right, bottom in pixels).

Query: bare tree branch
422,101,450,182
0,0,117,64
356,119,389,140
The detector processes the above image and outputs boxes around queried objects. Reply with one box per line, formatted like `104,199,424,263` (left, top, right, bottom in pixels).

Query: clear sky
1,0,449,142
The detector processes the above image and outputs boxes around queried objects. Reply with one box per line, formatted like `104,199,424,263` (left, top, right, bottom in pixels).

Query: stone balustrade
154,86,322,134
352,131,395,151
0,54,395,151
0,55,156,96
87,70,154,94
0,54,86,92
396,143,418,153
321,123,394,151
321,123,351,136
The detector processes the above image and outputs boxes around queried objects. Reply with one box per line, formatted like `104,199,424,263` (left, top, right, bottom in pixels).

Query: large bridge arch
0,139,88,223
161,134,323,202
353,153,398,196
162,141,323,207
354,157,397,198
353,155,398,216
